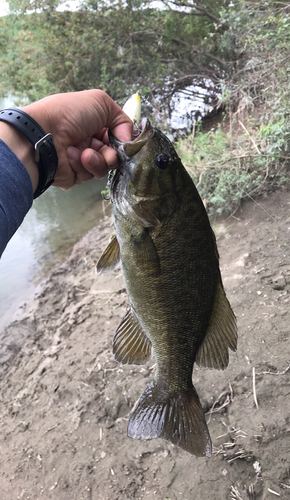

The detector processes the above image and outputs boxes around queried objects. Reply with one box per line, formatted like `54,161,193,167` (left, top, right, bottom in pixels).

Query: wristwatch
0,107,58,199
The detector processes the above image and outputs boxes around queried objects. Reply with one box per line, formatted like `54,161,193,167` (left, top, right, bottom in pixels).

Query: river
0,95,113,331
0,177,108,331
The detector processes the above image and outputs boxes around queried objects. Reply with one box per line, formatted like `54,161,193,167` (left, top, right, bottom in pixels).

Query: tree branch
161,0,229,29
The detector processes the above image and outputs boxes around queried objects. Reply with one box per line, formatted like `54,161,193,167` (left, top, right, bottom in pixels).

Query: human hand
23,89,133,189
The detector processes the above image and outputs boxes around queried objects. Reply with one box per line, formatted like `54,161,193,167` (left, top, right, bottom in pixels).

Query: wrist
22,100,51,134
0,107,58,198
0,121,39,191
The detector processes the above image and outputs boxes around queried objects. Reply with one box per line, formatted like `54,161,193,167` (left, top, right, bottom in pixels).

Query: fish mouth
108,118,154,195
108,118,154,161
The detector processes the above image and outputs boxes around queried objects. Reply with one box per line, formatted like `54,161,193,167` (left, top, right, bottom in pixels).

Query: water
0,178,108,331
0,88,209,332
0,94,109,331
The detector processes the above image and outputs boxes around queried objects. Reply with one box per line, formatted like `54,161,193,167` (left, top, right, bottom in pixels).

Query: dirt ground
0,189,289,500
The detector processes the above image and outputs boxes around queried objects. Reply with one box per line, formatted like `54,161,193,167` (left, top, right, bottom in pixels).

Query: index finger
90,90,133,142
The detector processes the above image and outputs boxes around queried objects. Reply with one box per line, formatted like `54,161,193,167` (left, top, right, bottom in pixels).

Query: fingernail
87,150,100,167
67,146,80,161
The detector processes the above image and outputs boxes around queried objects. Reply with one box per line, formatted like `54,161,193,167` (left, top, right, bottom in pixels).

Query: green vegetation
0,0,289,215
177,1,290,215
1,0,232,104
177,120,289,216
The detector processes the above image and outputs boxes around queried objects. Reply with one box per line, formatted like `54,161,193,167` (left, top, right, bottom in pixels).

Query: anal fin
113,308,152,365
196,281,237,369
128,381,211,457
96,233,120,274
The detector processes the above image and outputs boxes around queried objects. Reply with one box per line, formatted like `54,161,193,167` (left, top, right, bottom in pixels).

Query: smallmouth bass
97,118,237,457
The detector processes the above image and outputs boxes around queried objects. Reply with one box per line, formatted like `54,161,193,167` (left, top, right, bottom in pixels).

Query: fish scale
97,118,237,456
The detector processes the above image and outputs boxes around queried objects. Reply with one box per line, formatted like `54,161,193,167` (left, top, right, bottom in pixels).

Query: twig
230,181,277,222
238,120,262,155
253,367,259,409
257,363,290,376
228,449,248,463
216,432,228,440
267,488,281,497
192,118,196,141
264,162,269,180
230,485,244,500
248,484,255,500
230,110,233,153
45,424,59,433
196,171,203,188
281,483,290,489
216,427,247,440
206,384,233,422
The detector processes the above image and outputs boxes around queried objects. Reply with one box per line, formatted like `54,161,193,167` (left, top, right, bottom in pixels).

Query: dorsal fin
196,281,237,369
96,233,120,274
113,308,152,365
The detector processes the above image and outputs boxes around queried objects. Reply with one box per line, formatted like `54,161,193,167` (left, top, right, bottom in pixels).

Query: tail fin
128,381,211,457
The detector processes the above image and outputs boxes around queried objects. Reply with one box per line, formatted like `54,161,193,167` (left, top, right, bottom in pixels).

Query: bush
175,1,290,217
177,119,289,216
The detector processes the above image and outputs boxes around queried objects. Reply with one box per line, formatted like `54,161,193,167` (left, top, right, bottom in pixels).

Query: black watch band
0,107,58,199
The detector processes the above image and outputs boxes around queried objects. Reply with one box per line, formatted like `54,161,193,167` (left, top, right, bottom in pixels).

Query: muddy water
0,178,109,331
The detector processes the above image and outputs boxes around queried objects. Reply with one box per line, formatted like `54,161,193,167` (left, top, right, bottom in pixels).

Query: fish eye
155,153,169,170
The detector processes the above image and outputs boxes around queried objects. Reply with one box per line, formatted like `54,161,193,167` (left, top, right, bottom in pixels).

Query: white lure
122,93,141,125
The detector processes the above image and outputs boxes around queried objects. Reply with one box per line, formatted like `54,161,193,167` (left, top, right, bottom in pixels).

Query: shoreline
0,216,115,377
0,190,289,499
0,181,110,335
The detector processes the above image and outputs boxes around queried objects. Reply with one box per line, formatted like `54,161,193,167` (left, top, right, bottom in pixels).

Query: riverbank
0,179,108,332
0,190,289,499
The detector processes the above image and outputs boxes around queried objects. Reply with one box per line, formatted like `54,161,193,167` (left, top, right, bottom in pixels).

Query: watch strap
0,107,58,199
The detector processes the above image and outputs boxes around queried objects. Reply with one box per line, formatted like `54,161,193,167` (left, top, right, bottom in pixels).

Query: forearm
0,138,33,256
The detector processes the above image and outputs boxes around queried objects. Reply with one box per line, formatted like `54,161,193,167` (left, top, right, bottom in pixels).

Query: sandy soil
0,189,289,500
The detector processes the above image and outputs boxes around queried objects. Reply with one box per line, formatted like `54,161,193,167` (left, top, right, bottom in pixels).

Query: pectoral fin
113,307,152,364
132,194,176,228
132,203,161,227
96,234,120,274
132,229,160,276
196,281,237,369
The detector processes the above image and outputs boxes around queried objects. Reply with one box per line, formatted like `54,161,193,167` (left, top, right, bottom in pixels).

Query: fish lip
108,118,154,160
108,118,154,196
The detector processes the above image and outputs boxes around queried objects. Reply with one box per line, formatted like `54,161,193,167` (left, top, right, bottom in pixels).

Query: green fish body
97,119,237,457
